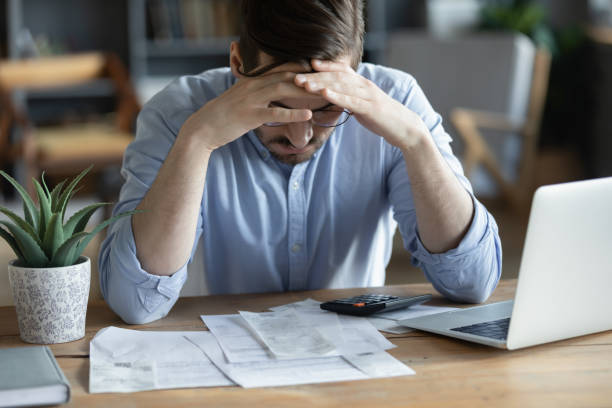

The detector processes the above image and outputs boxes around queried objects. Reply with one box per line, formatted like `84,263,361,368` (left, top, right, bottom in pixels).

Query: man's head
230,0,365,165
238,0,365,75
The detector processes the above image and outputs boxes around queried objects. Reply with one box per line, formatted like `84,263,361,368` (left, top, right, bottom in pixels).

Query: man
99,0,502,324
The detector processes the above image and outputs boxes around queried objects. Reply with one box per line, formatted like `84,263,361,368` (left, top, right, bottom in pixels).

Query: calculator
320,294,433,316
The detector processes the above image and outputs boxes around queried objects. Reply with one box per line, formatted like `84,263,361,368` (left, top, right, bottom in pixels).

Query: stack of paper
90,298,449,392
189,298,415,388
89,327,233,393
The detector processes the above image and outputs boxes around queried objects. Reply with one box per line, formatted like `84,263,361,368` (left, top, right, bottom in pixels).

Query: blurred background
1,0,611,304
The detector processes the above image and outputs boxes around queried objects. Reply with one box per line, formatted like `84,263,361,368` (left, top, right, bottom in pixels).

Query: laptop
400,177,612,350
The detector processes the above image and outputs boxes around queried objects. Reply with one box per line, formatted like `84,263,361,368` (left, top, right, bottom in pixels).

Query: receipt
201,314,271,363
89,327,234,393
89,361,156,393
239,309,336,358
185,333,369,388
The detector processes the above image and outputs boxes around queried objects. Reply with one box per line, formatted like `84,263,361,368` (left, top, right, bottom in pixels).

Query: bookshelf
2,0,424,102
129,0,240,80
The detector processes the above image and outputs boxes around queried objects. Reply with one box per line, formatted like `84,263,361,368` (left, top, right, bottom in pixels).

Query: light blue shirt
99,63,502,324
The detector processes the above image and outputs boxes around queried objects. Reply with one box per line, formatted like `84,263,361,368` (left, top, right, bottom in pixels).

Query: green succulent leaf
41,172,51,199
0,206,41,247
23,201,34,228
0,221,49,267
51,209,139,267
58,165,93,222
34,179,52,239
63,202,109,237
43,213,64,259
0,170,38,232
50,231,88,267
50,179,66,212
0,225,25,264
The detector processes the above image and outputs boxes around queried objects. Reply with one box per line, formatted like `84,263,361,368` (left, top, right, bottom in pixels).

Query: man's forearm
401,131,474,254
132,132,212,276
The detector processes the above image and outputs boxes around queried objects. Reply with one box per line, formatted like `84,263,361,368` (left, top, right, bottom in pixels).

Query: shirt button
291,244,301,253
292,181,299,190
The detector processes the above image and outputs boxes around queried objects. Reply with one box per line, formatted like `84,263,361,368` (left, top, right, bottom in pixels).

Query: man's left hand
295,59,430,151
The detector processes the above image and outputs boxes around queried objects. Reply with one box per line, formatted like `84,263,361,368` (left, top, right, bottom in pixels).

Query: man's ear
229,41,245,79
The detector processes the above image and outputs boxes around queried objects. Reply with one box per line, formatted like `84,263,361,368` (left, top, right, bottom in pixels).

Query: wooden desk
1,280,611,407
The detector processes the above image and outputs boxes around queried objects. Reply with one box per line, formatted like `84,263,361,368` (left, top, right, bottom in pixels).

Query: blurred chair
0,52,140,198
386,32,550,211
451,48,551,211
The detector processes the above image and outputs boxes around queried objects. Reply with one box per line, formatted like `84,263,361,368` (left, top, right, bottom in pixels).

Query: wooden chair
450,48,552,212
0,52,140,197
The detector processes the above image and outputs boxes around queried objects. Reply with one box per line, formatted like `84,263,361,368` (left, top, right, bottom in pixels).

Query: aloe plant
0,166,135,268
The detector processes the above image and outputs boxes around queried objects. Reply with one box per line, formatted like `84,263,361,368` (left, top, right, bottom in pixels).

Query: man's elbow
104,285,174,325
456,284,495,304
115,308,165,325
455,266,501,304
430,262,501,304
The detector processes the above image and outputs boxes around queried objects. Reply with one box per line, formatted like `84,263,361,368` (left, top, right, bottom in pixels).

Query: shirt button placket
287,164,307,290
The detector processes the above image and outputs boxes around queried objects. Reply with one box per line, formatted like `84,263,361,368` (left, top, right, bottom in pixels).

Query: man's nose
286,121,313,149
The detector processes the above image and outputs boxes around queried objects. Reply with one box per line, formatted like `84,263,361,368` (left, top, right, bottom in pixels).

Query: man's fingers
304,78,370,99
295,72,371,99
257,80,318,103
311,59,353,73
245,71,298,93
259,106,312,124
320,88,367,115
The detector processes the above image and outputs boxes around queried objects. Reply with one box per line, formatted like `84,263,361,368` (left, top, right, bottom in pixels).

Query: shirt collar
246,130,273,162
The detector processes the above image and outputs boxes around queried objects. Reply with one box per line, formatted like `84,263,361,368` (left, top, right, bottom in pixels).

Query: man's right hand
178,71,314,152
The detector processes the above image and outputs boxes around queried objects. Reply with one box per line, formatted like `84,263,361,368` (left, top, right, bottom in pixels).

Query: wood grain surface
1,280,610,407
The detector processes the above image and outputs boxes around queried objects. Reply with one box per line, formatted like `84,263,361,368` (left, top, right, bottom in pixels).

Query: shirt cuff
112,216,188,313
409,194,490,268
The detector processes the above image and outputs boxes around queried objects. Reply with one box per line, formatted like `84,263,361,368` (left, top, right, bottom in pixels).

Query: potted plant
0,166,135,344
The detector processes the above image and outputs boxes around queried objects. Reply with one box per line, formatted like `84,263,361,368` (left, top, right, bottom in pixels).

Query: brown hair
238,0,365,76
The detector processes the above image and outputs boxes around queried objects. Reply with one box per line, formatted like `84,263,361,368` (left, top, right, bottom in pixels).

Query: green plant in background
479,0,589,149
480,0,557,54
0,166,135,268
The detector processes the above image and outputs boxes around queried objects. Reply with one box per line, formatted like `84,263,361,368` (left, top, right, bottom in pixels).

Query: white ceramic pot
8,256,90,344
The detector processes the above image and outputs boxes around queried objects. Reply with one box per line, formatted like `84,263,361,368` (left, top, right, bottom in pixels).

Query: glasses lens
313,108,351,127
262,109,351,127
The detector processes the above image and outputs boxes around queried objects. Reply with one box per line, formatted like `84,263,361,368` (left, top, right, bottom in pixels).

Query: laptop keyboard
450,318,510,341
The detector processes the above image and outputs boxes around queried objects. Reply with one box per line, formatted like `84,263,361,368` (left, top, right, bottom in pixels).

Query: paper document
201,314,272,363
374,304,459,322
186,332,414,388
185,332,366,388
368,317,414,334
89,327,233,393
271,298,397,353
269,298,322,312
239,309,337,358
89,361,157,393
202,311,393,363
344,352,415,378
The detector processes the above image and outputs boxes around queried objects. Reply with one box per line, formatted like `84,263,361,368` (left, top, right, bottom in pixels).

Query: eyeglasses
264,103,352,128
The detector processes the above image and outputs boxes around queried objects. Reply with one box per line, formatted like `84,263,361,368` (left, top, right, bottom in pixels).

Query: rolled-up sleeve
98,87,202,324
387,76,502,303
409,196,502,303
98,215,189,324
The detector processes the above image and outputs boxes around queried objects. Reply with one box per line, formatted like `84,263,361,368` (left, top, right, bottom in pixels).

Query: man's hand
179,72,314,152
294,59,430,151
297,59,475,254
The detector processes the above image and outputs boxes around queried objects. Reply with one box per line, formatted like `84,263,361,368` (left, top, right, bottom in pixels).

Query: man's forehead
256,52,352,75
263,61,312,75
